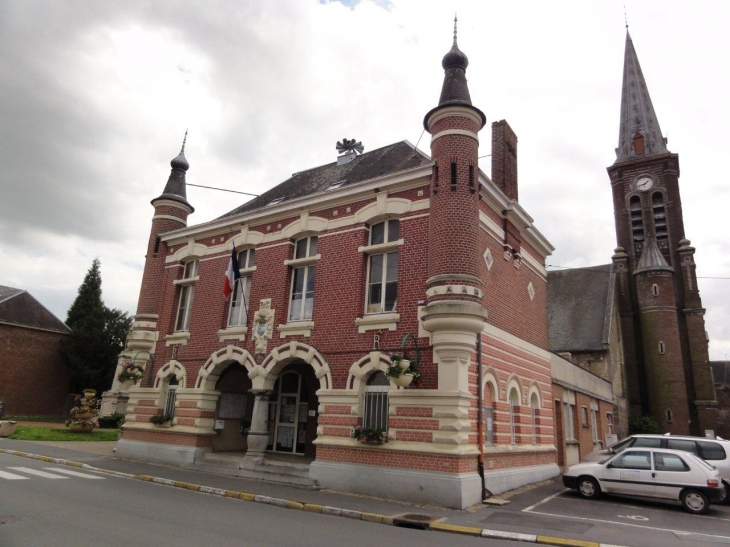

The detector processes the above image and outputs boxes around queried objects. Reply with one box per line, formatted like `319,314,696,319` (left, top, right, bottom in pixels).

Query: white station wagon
563,447,725,514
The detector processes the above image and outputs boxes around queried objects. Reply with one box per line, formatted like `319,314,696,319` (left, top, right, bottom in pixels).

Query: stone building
110,27,559,509
0,285,70,416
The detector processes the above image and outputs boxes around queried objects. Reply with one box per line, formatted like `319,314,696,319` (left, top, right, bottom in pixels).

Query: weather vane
336,138,364,155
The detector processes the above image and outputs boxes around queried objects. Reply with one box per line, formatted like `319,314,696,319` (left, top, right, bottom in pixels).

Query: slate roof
615,31,669,163
219,141,432,220
547,265,615,352
0,285,70,333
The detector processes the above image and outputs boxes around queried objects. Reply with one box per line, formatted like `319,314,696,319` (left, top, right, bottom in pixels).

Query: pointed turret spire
424,17,485,130
152,132,194,212
615,31,669,163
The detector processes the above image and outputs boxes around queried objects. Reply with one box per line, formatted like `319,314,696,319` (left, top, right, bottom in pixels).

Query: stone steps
192,453,320,489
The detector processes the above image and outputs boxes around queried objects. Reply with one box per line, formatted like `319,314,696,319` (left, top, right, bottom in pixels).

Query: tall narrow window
450,161,457,191
175,260,198,332
563,401,575,441
366,220,399,314
590,401,599,442
468,164,475,194
433,162,439,195
509,388,520,445
606,412,614,436
289,236,317,321
363,371,389,434
530,393,539,446
164,377,179,417
629,196,644,245
228,249,255,327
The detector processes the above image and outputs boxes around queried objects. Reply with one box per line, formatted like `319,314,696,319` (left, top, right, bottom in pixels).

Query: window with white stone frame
164,376,179,418
174,260,198,332
289,236,317,321
564,401,575,441
228,249,255,327
366,220,399,314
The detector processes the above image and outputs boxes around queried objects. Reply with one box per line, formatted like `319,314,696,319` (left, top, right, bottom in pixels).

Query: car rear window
667,439,699,455
633,438,662,448
698,441,727,461
686,453,716,471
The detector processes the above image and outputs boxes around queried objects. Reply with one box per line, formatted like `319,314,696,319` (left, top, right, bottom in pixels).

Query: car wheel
681,489,709,514
720,482,730,505
577,476,600,500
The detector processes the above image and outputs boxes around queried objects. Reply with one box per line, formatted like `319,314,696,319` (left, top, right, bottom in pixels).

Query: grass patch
10,426,119,442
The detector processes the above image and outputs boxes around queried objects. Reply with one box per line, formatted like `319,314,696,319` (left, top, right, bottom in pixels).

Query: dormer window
328,180,347,191
633,132,645,155
269,197,285,206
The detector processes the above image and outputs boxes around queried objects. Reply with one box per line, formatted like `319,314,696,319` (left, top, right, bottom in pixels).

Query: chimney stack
491,120,518,200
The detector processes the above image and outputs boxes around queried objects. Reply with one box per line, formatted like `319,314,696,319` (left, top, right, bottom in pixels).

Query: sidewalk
0,437,610,547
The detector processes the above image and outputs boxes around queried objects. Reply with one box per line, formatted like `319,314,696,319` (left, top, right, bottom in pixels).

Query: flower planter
0,421,17,437
83,389,96,398
391,374,413,387
120,380,135,390
69,423,94,433
397,359,411,370
74,411,95,419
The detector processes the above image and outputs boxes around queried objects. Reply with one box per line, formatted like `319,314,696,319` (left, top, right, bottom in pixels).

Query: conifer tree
59,258,133,393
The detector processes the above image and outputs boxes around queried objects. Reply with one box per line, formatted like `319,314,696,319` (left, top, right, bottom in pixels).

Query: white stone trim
155,360,187,388
283,254,321,267
426,285,482,299
431,129,479,144
166,239,208,263
152,214,187,224
426,105,483,130
346,352,391,392
277,321,314,338
355,313,399,333
257,341,332,390
164,332,190,346
354,195,411,224
152,198,193,214
217,326,247,343
197,345,256,390
358,239,404,255
172,275,199,286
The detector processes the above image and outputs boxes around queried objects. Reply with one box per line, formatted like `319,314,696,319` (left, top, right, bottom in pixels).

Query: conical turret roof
634,236,673,275
423,17,485,130
152,133,194,212
615,31,669,163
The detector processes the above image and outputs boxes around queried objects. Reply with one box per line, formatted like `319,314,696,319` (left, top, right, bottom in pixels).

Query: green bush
97,413,125,429
628,415,662,435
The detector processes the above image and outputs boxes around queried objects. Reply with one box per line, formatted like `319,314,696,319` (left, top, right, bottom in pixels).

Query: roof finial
624,4,629,29
181,128,188,153
453,14,458,47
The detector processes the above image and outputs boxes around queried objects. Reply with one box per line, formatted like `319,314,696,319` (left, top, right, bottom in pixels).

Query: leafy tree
59,258,133,394
628,414,662,435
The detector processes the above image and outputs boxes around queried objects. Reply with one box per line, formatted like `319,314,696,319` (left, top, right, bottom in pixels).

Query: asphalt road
0,452,512,547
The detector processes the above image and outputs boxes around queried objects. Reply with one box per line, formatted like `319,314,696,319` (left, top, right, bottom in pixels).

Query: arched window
530,392,540,446
363,371,389,434
629,196,644,246
652,192,669,253
164,376,179,418
509,389,519,445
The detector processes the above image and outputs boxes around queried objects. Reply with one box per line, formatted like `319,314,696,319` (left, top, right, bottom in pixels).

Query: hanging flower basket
83,389,97,399
392,374,414,387
117,362,144,384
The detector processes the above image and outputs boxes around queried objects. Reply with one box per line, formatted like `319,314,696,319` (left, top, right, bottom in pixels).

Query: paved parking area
517,487,730,546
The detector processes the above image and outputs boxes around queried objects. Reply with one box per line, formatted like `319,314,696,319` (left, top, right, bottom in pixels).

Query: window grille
363,372,389,433
164,377,179,417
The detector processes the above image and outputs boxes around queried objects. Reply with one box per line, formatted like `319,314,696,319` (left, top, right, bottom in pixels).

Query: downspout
476,334,491,500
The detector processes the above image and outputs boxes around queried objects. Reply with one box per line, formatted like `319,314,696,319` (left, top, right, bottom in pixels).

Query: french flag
223,244,240,298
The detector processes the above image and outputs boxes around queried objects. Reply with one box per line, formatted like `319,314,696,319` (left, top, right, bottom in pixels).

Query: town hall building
104,24,719,507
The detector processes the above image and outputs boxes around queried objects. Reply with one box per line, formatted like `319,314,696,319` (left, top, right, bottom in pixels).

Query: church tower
607,31,717,435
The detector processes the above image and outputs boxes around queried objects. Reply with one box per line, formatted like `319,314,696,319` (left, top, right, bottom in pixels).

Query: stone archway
246,342,331,463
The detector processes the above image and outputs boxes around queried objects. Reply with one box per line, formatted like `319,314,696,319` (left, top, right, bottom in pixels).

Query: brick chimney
491,120,518,200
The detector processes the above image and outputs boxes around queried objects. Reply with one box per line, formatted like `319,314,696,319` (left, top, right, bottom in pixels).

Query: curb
0,447,624,547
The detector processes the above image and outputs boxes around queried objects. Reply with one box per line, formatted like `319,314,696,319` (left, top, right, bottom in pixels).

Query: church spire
615,31,669,163
152,131,194,212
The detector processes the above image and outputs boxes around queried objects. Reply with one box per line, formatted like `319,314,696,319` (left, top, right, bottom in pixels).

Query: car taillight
707,479,720,488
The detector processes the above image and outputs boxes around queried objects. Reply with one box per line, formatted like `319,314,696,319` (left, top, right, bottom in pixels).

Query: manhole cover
393,513,440,530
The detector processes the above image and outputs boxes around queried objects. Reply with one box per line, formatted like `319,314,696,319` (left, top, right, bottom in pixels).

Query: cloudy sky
1,0,728,360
